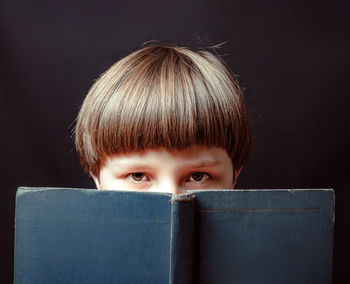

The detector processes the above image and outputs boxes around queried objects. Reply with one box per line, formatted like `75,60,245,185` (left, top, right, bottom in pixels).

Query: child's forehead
102,146,231,165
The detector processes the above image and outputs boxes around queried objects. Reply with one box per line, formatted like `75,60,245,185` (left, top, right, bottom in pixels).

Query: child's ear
232,167,243,188
91,173,101,189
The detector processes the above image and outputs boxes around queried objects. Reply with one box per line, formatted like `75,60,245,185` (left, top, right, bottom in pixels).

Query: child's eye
188,172,210,182
127,172,148,182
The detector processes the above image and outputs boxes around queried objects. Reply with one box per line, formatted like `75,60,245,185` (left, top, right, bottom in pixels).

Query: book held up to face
14,187,334,284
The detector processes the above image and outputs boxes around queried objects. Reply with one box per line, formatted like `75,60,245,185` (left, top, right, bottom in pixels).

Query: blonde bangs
75,45,251,176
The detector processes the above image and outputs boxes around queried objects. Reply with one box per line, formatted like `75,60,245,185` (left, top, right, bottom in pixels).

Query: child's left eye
188,172,210,182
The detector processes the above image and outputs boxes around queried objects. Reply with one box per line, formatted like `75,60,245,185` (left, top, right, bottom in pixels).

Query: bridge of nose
153,178,185,194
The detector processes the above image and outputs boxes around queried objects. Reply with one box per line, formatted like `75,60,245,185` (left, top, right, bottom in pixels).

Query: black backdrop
1,0,349,283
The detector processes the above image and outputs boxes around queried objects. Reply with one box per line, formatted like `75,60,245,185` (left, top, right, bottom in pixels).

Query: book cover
14,187,334,284
193,189,334,284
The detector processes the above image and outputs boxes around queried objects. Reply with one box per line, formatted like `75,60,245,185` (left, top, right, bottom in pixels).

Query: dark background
1,0,349,283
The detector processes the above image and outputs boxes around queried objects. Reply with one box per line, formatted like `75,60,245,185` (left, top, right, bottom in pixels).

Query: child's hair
75,43,251,177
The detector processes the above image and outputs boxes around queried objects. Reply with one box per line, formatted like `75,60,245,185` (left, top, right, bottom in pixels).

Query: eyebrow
111,165,155,172
187,160,222,168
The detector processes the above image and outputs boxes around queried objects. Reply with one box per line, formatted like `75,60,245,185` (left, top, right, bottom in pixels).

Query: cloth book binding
14,187,334,284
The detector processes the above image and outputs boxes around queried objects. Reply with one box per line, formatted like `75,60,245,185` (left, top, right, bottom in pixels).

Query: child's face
93,146,240,194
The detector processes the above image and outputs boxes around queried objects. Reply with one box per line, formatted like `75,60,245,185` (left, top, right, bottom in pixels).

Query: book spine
169,193,195,284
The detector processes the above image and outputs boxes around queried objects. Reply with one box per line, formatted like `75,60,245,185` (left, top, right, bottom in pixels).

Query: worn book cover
14,188,334,284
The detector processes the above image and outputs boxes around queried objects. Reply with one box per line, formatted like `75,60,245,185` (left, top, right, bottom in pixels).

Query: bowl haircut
75,44,251,177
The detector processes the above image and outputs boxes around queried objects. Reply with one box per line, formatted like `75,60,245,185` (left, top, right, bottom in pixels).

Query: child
74,43,251,193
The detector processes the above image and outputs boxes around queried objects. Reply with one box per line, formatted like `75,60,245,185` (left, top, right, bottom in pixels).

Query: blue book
14,188,334,284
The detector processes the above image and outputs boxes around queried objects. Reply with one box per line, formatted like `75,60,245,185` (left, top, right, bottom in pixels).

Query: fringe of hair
75,44,251,176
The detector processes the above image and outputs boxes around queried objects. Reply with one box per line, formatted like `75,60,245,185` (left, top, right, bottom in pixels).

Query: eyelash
125,172,211,183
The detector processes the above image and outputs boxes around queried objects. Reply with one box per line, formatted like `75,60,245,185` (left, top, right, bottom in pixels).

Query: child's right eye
126,172,148,182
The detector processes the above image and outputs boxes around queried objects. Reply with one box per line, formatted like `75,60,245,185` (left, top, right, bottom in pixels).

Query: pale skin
92,146,242,194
